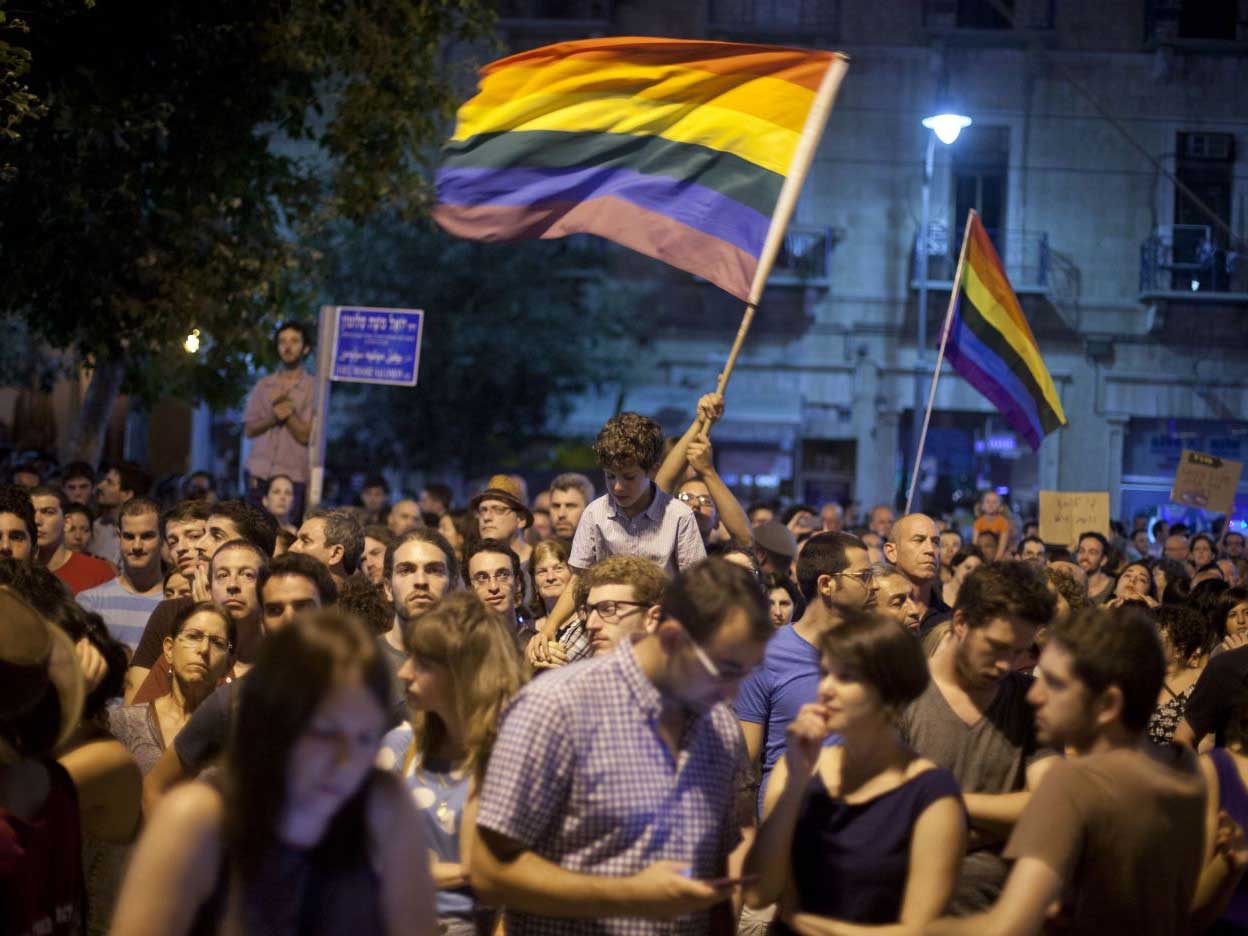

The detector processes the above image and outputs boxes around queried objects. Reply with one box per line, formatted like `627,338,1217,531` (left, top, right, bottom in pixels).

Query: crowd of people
4,324,1248,936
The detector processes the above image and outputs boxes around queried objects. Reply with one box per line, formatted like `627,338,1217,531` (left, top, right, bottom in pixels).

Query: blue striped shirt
77,578,164,652
568,486,706,577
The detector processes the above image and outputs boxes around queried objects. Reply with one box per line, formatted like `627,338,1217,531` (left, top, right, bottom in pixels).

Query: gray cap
753,520,797,558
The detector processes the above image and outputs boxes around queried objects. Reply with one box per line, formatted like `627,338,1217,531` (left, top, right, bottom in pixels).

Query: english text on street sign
331,306,424,387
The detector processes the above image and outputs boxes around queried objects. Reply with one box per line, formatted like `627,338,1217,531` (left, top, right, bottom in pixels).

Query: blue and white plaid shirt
568,487,706,577
476,639,748,936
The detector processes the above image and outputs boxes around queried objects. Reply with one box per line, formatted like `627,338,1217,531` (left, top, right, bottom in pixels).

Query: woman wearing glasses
744,611,966,932
108,602,235,776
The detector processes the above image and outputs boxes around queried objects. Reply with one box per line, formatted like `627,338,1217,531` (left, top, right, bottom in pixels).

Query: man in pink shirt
243,321,315,521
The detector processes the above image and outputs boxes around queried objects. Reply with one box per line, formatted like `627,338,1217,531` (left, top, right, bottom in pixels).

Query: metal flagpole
905,209,976,514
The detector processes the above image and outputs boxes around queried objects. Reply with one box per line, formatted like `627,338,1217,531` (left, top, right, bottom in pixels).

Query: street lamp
921,112,972,146
910,108,971,511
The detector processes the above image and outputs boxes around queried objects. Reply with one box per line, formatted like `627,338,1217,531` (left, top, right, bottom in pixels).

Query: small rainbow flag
943,211,1067,450
433,37,846,302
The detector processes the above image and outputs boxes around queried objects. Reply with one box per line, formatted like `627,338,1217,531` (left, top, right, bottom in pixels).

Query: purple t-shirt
736,623,839,809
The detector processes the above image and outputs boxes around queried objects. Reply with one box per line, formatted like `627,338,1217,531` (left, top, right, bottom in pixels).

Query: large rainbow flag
433,37,846,302
943,211,1067,450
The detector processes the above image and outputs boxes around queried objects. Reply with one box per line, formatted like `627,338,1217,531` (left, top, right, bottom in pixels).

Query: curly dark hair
336,575,393,636
1156,603,1209,660
593,412,664,471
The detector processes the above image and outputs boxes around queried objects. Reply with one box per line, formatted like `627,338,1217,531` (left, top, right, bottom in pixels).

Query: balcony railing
707,0,840,37
1139,225,1248,297
912,224,1050,292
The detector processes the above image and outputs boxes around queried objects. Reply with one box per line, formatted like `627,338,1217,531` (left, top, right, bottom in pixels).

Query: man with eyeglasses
470,479,534,568
463,538,532,649
580,555,670,657
78,497,166,651
471,558,771,933
737,531,872,811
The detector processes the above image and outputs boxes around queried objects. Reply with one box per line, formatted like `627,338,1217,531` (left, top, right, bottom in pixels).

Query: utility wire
980,0,1244,249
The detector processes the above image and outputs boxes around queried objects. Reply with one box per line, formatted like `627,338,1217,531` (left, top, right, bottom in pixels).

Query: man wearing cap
753,519,798,581
0,586,88,935
471,475,534,567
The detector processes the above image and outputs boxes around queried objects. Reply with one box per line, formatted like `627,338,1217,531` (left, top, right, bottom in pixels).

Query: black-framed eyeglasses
582,599,649,623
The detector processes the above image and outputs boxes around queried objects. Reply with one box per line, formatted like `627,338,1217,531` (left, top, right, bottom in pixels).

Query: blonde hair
404,591,528,783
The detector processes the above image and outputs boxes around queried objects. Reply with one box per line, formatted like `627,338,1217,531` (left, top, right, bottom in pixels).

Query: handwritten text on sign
1170,450,1243,516
331,307,425,387
1038,491,1110,547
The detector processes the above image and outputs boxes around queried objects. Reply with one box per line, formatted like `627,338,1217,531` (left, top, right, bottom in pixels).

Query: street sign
330,306,424,387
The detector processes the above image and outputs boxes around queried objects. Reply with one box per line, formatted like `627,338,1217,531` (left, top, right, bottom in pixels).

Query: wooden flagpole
905,209,976,514
714,55,849,398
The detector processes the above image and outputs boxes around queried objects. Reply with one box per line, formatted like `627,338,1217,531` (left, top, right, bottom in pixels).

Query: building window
952,126,1009,252
1171,132,1234,290
956,0,1012,28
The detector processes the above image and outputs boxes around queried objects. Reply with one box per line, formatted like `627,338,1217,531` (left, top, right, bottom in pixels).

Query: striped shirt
77,578,164,652
477,639,748,936
568,486,705,577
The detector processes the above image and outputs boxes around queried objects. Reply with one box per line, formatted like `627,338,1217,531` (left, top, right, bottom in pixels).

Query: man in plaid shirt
539,555,670,669
471,558,771,936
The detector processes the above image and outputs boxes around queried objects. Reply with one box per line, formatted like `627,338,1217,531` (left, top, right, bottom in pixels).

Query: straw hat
469,475,534,529
0,586,85,765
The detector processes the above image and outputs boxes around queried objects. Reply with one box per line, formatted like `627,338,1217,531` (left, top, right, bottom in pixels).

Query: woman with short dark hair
108,602,235,776
744,610,966,930
112,610,435,936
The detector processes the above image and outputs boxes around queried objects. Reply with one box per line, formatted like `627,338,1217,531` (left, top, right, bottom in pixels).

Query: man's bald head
883,513,941,584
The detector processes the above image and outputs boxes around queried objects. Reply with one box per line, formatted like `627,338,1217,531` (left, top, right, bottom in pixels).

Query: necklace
405,741,463,834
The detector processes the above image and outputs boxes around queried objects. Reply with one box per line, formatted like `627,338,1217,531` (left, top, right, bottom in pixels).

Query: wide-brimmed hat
0,586,85,765
469,478,534,529
753,520,798,559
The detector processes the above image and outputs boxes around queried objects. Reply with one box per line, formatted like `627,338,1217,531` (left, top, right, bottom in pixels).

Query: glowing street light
183,329,201,354
922,111,973,145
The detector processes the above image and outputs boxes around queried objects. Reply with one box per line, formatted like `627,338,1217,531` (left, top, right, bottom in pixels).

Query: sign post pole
307,305,337,510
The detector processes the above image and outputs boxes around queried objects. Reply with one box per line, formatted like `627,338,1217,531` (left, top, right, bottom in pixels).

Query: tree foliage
0,0,495,458
316,220,643,479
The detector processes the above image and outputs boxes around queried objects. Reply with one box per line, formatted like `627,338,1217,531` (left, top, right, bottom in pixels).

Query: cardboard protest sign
1039,491,1110,547
1170,450,1243,516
